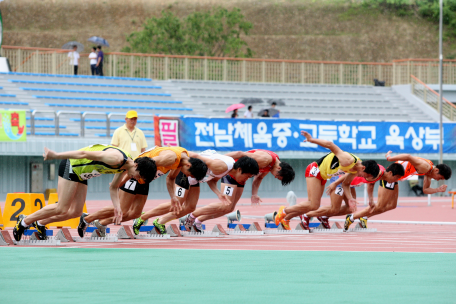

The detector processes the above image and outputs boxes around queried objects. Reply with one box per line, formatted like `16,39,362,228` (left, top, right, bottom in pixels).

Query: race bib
309,166,320,177
175,187,186,198
80,170,101,180
131,142,137,151
124,179,137,191
335,187,344,196
224,186,234,197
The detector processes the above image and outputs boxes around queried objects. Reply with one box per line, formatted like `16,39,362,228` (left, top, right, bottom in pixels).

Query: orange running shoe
281,219,291,230
275,206,287,225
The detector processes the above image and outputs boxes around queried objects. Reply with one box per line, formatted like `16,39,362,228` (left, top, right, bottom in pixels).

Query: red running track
2,196,456,252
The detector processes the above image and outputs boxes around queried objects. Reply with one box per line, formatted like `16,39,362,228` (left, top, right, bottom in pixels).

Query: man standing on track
185,149,295,232
274,131,380,230
77,146,208,237
133,151,260,234
13,144,156,241
344,151,452,230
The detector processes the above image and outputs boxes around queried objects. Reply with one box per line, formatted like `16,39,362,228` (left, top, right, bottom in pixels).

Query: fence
3,45,456,86
411,75,456,121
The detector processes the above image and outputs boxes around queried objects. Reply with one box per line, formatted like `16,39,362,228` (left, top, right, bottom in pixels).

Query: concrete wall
1,156,455,202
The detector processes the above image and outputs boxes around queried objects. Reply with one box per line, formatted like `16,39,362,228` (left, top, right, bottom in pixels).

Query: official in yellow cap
111,110,148,159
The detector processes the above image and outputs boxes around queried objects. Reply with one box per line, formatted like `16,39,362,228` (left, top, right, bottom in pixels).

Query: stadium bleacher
0,72,437,139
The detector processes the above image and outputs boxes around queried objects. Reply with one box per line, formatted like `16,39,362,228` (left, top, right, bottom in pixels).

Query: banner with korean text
156,117,456,153
0,110,26,142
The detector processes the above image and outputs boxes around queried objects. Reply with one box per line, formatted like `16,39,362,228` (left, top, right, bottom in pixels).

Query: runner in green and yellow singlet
13,144,156,241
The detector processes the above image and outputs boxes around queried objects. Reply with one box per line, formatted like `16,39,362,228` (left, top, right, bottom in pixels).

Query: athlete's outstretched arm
367,183,375,207
154,150,178,167
109,172,128,224
250,172,268,205
385,151,412,162
422,175,448,194
43,147,124,166
342,173,357,212
325,175,347,195
224,151,247,159
301,131,343,155
207,178,230,206
166,168,182,214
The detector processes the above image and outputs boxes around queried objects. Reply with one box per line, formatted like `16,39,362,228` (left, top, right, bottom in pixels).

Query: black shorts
175,171,200,190
221,174,244,188
58,159,87,185
119,178,149,196
379,180,398,190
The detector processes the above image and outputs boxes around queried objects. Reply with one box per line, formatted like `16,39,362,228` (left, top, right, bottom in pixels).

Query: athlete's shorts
120,178,149,195
221,174,245,188
305,162,326,185
174,171,201,190
379,180,398,190
58,159,87,185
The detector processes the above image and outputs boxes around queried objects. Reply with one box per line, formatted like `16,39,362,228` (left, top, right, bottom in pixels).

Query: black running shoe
13,214,27,241
77,213,89,237
34,222,48,240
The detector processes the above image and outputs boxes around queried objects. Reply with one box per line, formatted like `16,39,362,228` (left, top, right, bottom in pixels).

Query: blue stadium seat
70,118,154,123
0,101,28,105
0,72,152,81
9,80,161,89
45,103,192,111
22,88,170,96
0,94,17,97
26,125,67,129
34,96,182,104
26,132,78,136
95,133,154,137
85,126,154,131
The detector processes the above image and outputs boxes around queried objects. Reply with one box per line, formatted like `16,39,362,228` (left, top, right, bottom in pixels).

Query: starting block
73,233,119,242
117,225,172,239
347,222,377,233
0,230,14,246
179,224,206,231
14,232,61,246
86,227,111,234
24,229,54,237
264,223,310,235
226,222,264,235
55,228,75,242
311,222,343,233
181,230,221,237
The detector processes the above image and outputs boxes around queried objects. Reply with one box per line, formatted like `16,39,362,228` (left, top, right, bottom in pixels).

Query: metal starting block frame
13,231,62,246
225,222,264,235
181,227,221,237
0,230,14,246
347,223,377,232
311,222,344,233
72,230,119,242
264,223,310,235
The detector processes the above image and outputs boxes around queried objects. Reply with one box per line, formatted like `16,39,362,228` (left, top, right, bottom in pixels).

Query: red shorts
305,162,326,185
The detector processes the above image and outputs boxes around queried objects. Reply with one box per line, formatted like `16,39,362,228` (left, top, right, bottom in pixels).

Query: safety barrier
411,75,456,121
3,45,456,86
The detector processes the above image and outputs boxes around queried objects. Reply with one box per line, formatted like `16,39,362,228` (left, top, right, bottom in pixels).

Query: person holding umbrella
96,45,104,76
226,104,245,118
68,45,80,75
231,109,239,118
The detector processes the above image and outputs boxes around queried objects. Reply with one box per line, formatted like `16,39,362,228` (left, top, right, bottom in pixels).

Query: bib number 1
224,186,234,197
175,187,186,198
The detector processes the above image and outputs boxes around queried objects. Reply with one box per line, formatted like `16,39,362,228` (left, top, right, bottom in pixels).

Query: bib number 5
224,186,234,197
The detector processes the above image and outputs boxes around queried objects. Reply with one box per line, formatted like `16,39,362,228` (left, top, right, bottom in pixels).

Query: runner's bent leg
284,177,324,220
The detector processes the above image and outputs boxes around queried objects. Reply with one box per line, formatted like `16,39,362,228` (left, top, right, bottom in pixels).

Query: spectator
271,102,280,118
67,45,80,75
111,110,147,159
96,45,104,76
244,105,253,118
231,109,239,118
261,109,270,117
88,47,98,76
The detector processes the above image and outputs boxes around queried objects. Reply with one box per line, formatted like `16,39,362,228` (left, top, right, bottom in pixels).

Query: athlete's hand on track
368,197,375,208
170,196,182,215
113,207,123,225
437,184,448,193
218,193,230,206
385,151,392,161
325,183,336,196
43,147,57,161
251,194,262,206
348,198,358,213
301,130,313,142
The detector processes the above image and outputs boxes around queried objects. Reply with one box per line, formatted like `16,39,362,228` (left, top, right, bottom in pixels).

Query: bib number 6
175,187,186,198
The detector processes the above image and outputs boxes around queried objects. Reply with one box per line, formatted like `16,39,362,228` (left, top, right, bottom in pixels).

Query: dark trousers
73,65,78,75
97,63,103,76
90,64,97,75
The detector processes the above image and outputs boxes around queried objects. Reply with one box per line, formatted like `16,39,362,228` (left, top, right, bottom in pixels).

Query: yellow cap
126,110,138,118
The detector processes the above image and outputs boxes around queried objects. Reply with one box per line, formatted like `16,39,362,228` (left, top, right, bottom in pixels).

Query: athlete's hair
188,157,208,181
135,157,157,183
386,163,405,177
234,156,259,175
278,161,295,186
436,164,452,180
362,160,380,178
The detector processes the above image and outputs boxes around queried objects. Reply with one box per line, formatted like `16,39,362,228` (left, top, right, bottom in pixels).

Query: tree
123,8,254,58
